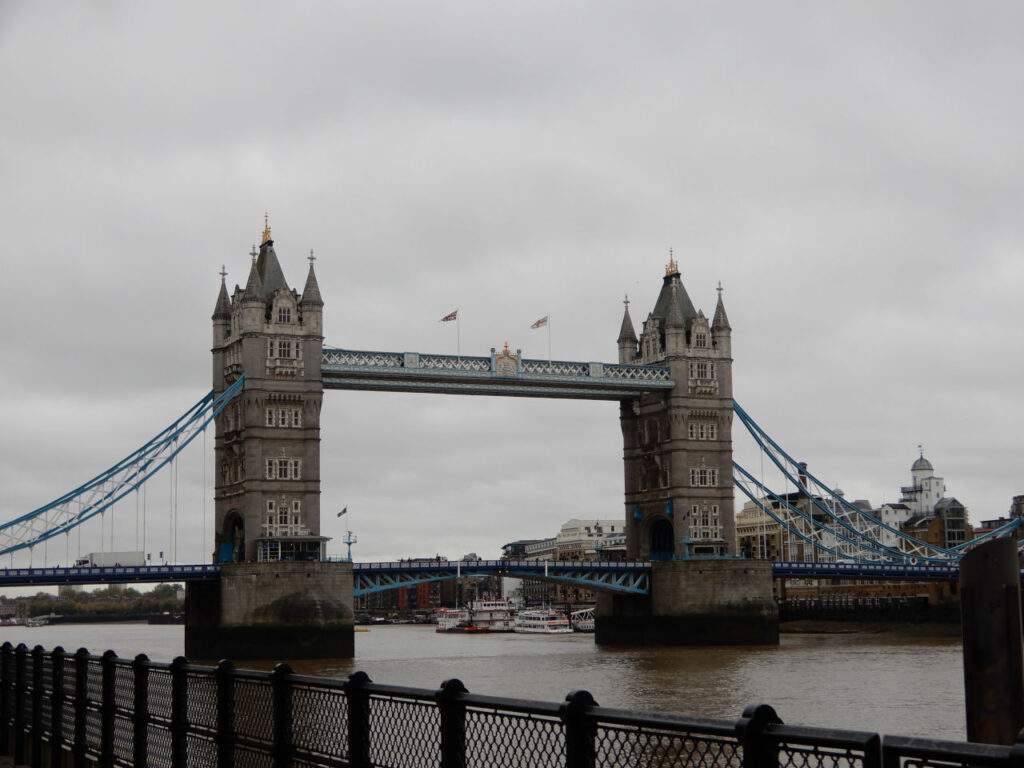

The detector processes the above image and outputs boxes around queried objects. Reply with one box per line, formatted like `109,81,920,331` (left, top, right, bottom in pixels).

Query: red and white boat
435,600,516,633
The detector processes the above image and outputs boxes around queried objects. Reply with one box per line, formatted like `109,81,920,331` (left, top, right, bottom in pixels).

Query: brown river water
3,622,967,740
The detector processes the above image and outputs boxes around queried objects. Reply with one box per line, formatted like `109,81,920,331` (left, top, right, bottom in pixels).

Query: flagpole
457,313,461,358
547,314,552,363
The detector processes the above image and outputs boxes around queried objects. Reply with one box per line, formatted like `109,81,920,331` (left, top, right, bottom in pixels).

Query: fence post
270,663,293,768
100,650,116,767
215,659,235,768
436,678,468,768
345,671,372,768
49,647,65,768
170,656,188,768
32,645,45,768
73,648,88,768
132,654,149,768
560,690,598,768
0,642,12,757
14,643,27,766
737,704,783,768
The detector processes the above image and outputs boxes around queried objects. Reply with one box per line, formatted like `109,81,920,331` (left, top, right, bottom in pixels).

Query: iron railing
1,641,1022,768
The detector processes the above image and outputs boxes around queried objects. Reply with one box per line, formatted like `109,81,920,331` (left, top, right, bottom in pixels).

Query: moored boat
513,608,572,634
436,599,517,633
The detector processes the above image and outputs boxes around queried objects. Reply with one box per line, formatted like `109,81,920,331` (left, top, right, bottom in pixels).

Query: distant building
892,452,973,550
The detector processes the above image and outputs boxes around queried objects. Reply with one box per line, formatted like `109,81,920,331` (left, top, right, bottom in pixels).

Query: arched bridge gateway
2,222,1019,659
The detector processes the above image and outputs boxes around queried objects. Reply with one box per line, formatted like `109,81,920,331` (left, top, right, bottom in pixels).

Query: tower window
278,306,292,323
265,458,302,480
695,332,708,348
688,422,718,440
688,467,719,487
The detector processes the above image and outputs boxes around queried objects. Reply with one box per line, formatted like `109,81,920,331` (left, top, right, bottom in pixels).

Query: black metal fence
2,641,1022,768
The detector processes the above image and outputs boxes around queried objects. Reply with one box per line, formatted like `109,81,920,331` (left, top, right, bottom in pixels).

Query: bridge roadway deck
0,559,990,590
321,347,676,399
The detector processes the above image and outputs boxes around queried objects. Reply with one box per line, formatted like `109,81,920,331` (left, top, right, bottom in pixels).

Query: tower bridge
4,218,1019,660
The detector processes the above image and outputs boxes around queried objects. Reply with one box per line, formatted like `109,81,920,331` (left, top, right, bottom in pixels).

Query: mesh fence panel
235,745,276,768
112,711,134,764
148,667,174,722
465,708,564,768
187,670,218,731
778,742,867,768
367,694,441,768
292,682,349,760
114,663,134,712
596,724,743,768
187,731,218,767
147,724,173,767
234,676,275,746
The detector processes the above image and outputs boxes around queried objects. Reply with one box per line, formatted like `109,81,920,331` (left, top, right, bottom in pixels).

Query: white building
555,519,624,560
899,452,946,514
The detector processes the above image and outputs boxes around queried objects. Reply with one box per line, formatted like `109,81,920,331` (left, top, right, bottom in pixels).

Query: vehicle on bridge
73,551,145,568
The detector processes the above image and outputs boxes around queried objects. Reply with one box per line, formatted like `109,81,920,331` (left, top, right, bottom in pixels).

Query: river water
2,623,967,741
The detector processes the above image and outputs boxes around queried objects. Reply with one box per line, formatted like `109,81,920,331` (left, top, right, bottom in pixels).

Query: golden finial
261,212,273,245
502,341,511,355
665,247,679,277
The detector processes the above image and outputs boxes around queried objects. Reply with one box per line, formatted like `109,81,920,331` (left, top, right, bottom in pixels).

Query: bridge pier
185,562,355,661
594,559,778,646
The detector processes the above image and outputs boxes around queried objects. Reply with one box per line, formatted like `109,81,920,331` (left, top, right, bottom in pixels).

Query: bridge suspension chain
732,400,966,564
0,377,244,557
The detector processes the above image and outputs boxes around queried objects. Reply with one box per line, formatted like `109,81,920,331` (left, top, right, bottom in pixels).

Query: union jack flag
530,315,549,329
440,310,458,322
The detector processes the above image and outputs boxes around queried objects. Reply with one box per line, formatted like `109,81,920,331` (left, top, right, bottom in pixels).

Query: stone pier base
185,561,355,661
595,559,778,646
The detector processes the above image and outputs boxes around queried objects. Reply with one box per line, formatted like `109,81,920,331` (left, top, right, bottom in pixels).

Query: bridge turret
212,269,232,383
617,295,638,364
712,282,731,357
300,252,324,336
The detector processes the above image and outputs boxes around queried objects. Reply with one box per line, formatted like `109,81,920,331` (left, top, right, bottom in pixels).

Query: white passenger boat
513,608,572,634
436,599,516,633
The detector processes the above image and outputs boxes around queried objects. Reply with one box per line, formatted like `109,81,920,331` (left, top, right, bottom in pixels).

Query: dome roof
912,455,933,472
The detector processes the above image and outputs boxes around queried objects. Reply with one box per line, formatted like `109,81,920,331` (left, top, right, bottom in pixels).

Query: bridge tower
597,254,777,647
211,217,327,564
187,218,353,661
617,254,736,559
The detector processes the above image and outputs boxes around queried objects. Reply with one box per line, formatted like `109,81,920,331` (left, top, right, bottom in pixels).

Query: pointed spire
300,248,324,307
618,294,637,343
712,281,731,331
242,257,264,303
256,230,289,300
212,265,232,319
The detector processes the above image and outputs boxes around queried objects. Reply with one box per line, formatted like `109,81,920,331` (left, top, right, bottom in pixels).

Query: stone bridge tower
597,255,775,648
617,254,736,560
190,218,352,661
211,218,326,564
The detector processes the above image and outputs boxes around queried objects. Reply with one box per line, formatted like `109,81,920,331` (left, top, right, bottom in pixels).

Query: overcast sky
1,3,1022,570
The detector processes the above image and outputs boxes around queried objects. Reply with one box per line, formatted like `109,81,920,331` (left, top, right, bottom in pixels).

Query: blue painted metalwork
0,563,220,587
0,378,244,557
321,348,673,399
352,559,652,596
770,561,964,581
733,400,963,563
0,558,1021,590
